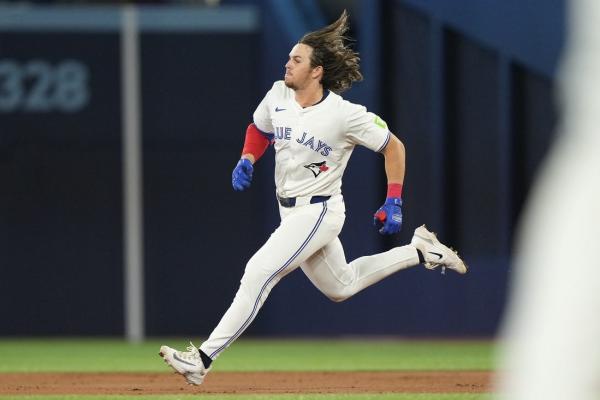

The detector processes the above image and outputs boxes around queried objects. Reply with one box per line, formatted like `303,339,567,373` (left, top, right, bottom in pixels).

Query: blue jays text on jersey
274,126,332,157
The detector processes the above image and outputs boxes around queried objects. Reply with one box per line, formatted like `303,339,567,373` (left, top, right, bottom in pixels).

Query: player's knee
240,258,274,288
328,294,347,303
324,289,349,303
241,263,262,286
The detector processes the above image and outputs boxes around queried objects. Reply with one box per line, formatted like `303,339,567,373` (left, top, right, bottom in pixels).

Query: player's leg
160,201,341,384
301,225,467,302
198,200,343,360
301,237,419,302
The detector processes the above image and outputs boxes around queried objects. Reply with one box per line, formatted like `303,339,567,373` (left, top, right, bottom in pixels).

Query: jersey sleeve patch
345,102,392,152
374,115,388,130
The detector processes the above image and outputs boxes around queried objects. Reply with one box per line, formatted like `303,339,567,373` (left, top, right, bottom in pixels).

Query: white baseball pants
200,194,420,359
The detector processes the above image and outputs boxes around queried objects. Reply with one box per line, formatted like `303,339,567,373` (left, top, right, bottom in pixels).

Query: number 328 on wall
0,59,90,113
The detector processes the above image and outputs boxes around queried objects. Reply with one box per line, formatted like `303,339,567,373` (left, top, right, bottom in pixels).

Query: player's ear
312,65,323,80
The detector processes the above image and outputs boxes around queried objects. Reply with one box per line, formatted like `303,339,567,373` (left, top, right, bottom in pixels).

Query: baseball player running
159,10,467,385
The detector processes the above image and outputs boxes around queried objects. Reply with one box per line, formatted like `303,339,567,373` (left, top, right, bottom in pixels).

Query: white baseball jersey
253,80,391,198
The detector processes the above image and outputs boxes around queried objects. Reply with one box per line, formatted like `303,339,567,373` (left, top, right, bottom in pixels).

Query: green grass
0,395,492,400
0,338,493,373
0,338,494,400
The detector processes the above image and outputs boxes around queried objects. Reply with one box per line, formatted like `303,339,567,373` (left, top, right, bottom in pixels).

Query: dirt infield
0,371,492,395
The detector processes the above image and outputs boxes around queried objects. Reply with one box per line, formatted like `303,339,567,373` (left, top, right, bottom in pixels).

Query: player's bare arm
373,133,405,235
381,133,405,185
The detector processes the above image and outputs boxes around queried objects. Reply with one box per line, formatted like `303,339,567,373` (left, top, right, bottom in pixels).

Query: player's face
284,43,321,90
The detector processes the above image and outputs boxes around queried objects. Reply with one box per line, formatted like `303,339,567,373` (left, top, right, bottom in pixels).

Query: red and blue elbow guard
241,123,273,162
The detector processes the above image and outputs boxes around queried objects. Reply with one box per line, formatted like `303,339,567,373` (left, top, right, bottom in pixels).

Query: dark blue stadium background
0,0,562,337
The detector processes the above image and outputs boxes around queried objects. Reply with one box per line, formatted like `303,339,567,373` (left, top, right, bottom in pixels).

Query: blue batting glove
231,158,254,191
373,197,403,235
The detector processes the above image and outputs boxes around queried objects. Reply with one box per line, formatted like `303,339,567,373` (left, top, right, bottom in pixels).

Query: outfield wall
0,1,562,337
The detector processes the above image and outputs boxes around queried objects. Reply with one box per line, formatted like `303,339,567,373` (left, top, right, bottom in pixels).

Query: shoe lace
178,341,200,362
420,228,456,274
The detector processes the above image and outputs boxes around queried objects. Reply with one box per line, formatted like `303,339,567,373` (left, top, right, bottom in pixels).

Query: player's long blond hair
299,10,363,93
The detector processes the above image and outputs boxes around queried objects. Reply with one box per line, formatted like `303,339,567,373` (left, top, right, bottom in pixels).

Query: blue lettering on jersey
296,131,307,143
274,126,292,140
303,136,315,150
296,131,332,157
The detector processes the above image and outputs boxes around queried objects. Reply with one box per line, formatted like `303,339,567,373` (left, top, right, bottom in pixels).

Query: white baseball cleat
411,225,468,274
159,342,211,385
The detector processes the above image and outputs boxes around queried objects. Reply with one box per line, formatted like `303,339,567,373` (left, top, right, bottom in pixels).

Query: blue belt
277,195,331,208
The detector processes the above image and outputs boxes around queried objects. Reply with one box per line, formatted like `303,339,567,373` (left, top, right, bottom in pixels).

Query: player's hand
374,197,403,234
232,158,254,191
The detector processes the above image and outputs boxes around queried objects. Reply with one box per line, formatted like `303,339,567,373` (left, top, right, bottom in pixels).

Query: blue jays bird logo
304,161,329,178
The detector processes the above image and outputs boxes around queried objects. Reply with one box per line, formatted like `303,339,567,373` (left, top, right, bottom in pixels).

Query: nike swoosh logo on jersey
275,107,286,112
173,353,197,367
428,251,443,260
